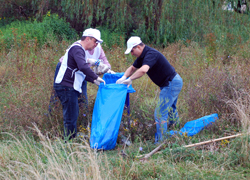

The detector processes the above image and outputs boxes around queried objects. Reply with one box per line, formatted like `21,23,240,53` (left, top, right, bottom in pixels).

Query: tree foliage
1,0,250,46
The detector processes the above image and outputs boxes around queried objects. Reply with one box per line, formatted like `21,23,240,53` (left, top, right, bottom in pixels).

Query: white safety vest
55,43,86,93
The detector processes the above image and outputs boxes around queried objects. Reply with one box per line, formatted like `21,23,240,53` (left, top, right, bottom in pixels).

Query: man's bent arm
128,65,150,80
124,65,137,78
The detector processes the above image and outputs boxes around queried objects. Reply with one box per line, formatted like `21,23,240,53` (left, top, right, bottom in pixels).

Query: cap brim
96,38,103,44
125,47,132,54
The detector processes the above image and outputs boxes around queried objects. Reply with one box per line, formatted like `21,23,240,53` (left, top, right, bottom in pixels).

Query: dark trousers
54,84,80,140
48,62,88,114
50,62,88,140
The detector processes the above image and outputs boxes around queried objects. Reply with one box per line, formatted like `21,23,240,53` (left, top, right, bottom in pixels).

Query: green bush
0,13,77,51
2,0,250,47
42,12,78,41
98,27,125,49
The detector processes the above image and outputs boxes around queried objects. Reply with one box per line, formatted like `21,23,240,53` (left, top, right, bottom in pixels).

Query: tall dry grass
0,122,249,179
1,32,250,141
0,7,250,179
0,34,71,136
226,89,250,165
0,125,105,179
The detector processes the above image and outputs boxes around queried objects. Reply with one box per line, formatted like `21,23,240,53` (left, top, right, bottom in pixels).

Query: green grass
0,129,249,179
0,37,249,178
0,13,250,179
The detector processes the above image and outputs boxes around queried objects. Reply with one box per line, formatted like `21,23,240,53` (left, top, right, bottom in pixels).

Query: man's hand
93,77,106,86
116,75,127,84
93,62,110,75
86,58,98,66
107,69,116,74
122,77,132,87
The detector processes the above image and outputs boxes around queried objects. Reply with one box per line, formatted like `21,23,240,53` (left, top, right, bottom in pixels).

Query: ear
137,45,142,50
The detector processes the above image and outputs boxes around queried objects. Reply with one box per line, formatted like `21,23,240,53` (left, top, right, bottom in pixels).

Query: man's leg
154,74,183,142
55,84,79,140
167,97,179,128
154,86,171,142
168,74,183,127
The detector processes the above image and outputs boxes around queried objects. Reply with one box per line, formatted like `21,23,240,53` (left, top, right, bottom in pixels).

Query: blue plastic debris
169,113,219,136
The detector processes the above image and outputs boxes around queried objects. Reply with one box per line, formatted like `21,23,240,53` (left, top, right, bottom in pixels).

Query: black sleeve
142,52,158,68
133,58,141,68
85,75,96,82
133,52,158,69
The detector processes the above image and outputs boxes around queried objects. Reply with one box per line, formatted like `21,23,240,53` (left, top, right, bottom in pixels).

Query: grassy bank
0,36,250,178
0,14,250,178
0,125,249,179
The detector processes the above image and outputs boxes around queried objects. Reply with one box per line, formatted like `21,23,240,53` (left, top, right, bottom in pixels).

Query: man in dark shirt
54,28,105,140
116,36,183,142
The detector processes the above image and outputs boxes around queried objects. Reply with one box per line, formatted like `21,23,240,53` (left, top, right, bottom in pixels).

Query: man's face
130,45,142,57
88,37,98,50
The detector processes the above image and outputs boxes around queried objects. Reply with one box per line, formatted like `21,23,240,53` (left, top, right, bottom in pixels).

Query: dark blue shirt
133,45,176,87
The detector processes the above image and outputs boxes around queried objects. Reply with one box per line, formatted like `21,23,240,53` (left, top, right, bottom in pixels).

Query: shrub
97,27,126,49
0,13,77,51
3,0,250,47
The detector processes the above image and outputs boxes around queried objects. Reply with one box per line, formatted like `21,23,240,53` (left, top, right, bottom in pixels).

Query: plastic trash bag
90,73,135,150
102,72,135,93
169,113,219,137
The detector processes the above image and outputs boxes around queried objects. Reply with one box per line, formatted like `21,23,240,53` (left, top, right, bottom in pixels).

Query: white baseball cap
82,28,103,43
125,36,142,54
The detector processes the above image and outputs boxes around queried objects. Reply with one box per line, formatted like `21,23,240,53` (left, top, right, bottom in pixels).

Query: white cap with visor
82,28,103,43
125,36,142,54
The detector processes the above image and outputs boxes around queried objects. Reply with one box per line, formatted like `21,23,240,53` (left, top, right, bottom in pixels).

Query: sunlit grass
0,124,249,179
0,16,250,178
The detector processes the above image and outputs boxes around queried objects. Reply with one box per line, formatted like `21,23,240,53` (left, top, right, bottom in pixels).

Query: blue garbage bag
169,113,219,136
90,73,135,150
102,72,136,93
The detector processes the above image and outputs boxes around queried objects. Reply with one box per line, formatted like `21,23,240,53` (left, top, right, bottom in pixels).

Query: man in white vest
54,28,106,140
76,42,113,116
49,37,114,115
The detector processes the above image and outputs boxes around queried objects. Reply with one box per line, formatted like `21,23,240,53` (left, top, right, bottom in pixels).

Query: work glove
122,77,132,87
87,58,111,75
86,58,98,66
106,69,116,74
116,75,127,84
93,62,110,75
93,77,106,86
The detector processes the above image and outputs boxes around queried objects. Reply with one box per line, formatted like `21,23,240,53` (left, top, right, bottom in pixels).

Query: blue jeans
54,84,80,140
154,74,183,142
48,62,88,114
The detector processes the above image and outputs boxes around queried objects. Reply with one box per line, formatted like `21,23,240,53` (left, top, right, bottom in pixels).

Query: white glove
122,77,132,87
93,77,106,86
116,75,127,84
107,69,116,74
86,58,97,66
93,62,110,75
